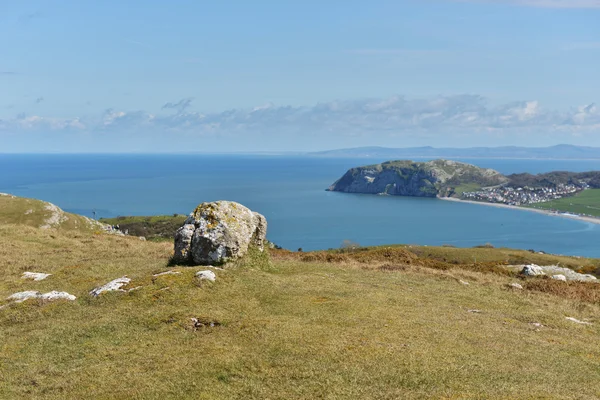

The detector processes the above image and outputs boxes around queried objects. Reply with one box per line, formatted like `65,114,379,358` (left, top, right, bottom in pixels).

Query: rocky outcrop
327,159,507,198
173,201,267,265
7,290,76,303
520,264,597,282
89,277,131,297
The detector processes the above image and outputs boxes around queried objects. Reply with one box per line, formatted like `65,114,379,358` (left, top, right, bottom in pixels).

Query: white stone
521,265,545,276
459,280,469,285
7,291,42,303
551,274,567,282
89,276,131,297
7,290,76,303
22,272,51,281
196,270,216,282
530,322,544,328
508,282,523,289
39,291,76,301
565,317,592,325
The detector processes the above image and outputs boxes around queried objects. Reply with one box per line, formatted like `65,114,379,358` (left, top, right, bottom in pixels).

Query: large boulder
173,201,267,265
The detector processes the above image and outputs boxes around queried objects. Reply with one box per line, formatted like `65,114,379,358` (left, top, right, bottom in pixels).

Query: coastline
439,197,600,226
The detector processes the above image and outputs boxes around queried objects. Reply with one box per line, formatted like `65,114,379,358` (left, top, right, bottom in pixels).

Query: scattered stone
8,291,42,303
7,290,75,303
153,271,182,277
127,286,142,292
467,309,482,314
22,272,51,281
196,270,216,282
565,317,592,325
24,209,33,215
89,276,131,297
519,264,597,282
173,201,267,265
508,282,523,290
459,280,470,286
138,236,146,241
521,265,545,276
530,322,544,328
551,274,567,282
39,291,76,301
191,317,221,330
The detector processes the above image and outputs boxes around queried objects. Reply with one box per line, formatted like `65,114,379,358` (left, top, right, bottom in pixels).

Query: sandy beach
439,197,600,226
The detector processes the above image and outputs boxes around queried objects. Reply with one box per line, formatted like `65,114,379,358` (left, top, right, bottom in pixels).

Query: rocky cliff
327,159,508,198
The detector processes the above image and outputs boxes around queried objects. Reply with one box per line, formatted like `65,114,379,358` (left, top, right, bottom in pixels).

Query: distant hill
327,159,508,198
311,145,600,159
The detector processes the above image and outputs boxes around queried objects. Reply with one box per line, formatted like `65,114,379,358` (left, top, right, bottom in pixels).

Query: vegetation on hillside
527,189,600,217
100,214,187,240
508,171,600,189
2,221,600,398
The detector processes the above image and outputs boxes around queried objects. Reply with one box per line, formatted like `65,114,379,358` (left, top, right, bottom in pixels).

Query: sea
1,154,600,257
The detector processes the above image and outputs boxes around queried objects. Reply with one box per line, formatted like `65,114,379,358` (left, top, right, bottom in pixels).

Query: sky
1,0,600,153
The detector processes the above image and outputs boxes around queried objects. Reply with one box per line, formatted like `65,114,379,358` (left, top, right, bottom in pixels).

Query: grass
527,189,600,217
1,223,600,398
452,183,482,196
100,215,187,240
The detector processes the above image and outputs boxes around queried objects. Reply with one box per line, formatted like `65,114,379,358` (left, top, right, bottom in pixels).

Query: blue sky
1,0,600,152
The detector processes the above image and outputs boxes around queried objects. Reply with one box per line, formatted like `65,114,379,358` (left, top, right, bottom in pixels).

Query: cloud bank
2,95,599,148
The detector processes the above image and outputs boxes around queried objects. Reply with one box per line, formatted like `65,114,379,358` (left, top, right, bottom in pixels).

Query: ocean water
1,154,600,257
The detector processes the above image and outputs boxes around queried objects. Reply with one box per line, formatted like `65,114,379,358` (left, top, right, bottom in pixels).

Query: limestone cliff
327,159,508,198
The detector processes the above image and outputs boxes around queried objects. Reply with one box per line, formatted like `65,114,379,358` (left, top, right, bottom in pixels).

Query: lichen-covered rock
196,270,216,281
22,272,51,281
7,290,76,303
89,276,131,297
173,201,267,265
520,265,545,276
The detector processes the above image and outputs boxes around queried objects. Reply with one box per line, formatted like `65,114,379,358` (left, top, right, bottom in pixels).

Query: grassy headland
527,189,600,217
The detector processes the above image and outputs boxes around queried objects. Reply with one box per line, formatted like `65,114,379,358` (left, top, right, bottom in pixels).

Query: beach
439,197,600,226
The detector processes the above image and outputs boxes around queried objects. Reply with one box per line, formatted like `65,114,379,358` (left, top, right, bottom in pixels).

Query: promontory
327,159,508,198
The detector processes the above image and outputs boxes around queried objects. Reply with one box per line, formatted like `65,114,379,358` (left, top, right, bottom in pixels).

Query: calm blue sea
1,154,600,257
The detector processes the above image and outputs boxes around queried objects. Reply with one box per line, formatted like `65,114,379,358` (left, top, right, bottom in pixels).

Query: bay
1,154,600,257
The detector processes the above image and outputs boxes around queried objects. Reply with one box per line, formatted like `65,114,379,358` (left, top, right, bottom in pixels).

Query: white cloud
2,95,600,140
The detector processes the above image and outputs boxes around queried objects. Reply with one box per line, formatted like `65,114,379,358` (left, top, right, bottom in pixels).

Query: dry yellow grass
1,224,600,399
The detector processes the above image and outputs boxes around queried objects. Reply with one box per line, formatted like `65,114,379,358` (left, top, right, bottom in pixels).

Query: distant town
462,183,588,206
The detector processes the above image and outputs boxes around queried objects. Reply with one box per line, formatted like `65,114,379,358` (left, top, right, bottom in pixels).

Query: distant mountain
311,145,600,159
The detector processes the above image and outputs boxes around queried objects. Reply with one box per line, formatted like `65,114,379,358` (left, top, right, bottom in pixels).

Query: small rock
521,265,545,276
138,236,146,241
196,270,216,282
22,272,52,281
153,271,182,277
7,290,76,303
508,282,523,290
551,274,567,282
459,280,470,286
530,322,544,328
467,309,482,314
89,276,131,297
39,291,76,301
7,291,41,303
565,317,592,325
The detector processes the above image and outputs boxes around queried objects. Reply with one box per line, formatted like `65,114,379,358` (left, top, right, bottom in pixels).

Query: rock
467,309,482,314
508,282,523,290
89,276,131,297
459,280,469,285
196,270,216,282
173,201,267,265
138,236,146,241
22,272,51,281
39,291,76,301
551,274,567,282
521,265,545,276
519,264,597,282
7,290,75,303
153,271,182,277
7,291,42,303
565,317,592,325
530,322,544,328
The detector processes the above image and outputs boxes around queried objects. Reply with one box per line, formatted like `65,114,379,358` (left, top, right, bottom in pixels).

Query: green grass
527,189,600,217
452,183,482,196
100,214,187,240
2,224,600,398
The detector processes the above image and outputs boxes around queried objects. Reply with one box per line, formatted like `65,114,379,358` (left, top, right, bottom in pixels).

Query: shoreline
439,197,600,226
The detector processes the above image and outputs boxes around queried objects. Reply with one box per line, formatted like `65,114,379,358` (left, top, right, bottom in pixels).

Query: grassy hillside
100,214,187,240
527,189,600,217
0,193,106,232
1,222,600,398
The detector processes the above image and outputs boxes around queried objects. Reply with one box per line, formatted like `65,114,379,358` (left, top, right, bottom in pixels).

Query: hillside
1,199,600,398
327,159,508,198
0,193,109,232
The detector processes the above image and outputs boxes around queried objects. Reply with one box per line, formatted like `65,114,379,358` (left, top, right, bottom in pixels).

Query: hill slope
0,193,108,232
1,215,600,398
327,159,508,198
